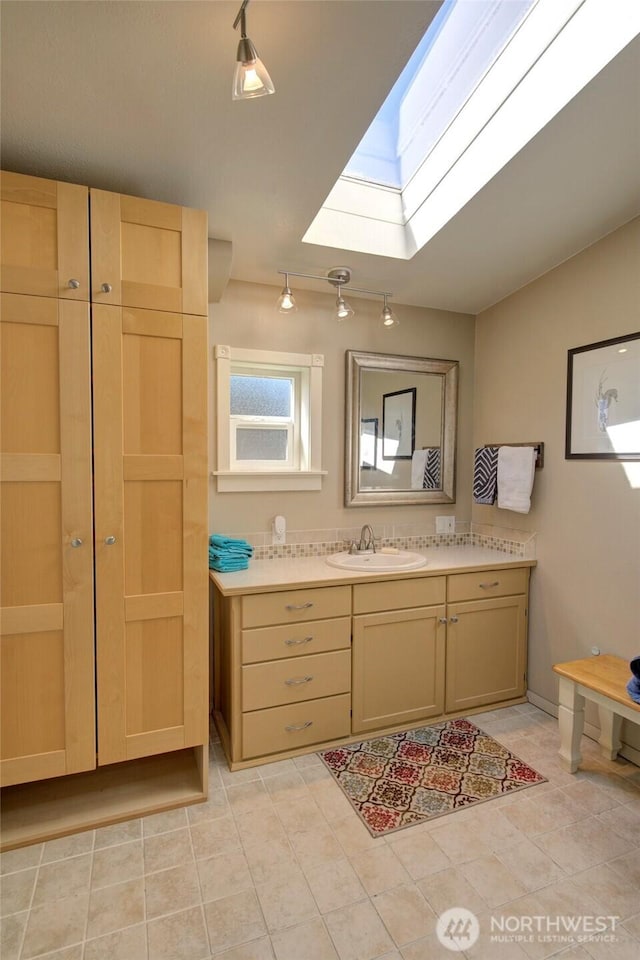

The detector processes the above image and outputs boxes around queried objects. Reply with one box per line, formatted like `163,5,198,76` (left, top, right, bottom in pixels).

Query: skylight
343,0,534,191
303,0,640,260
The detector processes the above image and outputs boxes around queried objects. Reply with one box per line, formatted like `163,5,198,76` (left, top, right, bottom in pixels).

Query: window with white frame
214,345,325,492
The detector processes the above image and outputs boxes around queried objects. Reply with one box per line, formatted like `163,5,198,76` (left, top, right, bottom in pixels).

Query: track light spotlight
381,294,399,327
335,294,354,322
277,274,297,313
232,0,275,101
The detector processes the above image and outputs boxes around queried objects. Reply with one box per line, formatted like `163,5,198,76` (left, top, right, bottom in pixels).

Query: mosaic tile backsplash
240,525,535,560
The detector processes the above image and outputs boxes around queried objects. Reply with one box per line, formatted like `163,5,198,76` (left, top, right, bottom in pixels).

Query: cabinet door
445,595,527,713
89,190,208,316
352,606,446,734
93,304,208,764
0,171,89,300
0,294,95,786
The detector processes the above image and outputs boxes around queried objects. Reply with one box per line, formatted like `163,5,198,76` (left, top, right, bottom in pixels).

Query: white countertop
209,546,536,596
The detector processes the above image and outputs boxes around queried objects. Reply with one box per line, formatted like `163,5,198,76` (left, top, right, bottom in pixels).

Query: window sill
211,470,327,492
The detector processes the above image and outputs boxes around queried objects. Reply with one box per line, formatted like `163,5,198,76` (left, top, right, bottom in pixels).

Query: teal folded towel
209,546,251,560
210,556,249,572
209,534,253,555
208,534,252,572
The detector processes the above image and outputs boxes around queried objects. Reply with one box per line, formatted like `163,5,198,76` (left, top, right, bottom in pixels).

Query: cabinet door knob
285,601,314,611
450,615,459,623
285,721,313,732
284,676,313,686
101,282,113,293
70,537,83,548
68,278,80,289
104,535,117,545
438,617,448,624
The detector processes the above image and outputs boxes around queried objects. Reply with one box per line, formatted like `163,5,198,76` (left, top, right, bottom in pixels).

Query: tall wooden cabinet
0,292,95,787
0,171,209,847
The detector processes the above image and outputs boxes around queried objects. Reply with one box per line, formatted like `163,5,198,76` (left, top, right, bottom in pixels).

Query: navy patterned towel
473,446,499,504
423,448,441,489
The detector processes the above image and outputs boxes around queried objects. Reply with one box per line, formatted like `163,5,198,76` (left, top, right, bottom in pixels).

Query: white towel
411,449,428,489
497,446,536,514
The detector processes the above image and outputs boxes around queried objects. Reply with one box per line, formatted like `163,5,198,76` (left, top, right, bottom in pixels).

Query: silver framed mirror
345,350,458,506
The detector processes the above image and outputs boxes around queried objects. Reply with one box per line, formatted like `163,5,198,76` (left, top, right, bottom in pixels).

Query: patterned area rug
318,718,546,837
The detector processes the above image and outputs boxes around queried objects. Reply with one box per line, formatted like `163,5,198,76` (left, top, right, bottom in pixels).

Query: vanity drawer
242,693,351,759
447,567,529,602
242,585,351,629
242,649,351,711
241,617,351,664
353,576,446,614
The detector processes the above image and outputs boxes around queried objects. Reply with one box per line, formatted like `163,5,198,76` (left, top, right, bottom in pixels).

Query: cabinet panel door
90,191,208,316
0,171,89,301
0,294,95,786
445,595,527,712
352,606,446,734
93,304,208,764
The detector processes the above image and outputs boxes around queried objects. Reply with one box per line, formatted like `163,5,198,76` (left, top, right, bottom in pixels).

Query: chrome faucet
358,524,376,553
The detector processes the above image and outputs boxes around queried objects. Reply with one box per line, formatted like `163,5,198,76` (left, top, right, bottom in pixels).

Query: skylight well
303,0,640,260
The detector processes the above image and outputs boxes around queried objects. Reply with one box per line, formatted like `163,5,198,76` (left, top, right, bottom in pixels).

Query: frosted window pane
236,428,288,461
230,375,292,417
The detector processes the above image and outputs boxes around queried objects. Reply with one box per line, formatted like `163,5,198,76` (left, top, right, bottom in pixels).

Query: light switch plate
436,516,455,534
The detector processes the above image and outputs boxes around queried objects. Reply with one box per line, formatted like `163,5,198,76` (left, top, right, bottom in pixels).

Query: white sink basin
326,551,427,573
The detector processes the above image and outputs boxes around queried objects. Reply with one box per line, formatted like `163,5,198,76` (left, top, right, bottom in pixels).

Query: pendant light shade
232,1,275,101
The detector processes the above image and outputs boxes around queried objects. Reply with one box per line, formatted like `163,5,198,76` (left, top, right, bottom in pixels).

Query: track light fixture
276,267,398,326
232,0,275,101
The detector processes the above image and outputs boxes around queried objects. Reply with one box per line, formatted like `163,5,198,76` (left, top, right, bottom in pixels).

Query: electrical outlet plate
436,516,455,534
272,515,286,545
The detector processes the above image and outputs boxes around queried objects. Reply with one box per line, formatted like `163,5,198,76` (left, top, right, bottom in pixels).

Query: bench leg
598,707,622,761
557,677,585,773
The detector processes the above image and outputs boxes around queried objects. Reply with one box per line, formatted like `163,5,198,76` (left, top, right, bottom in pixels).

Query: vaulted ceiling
2,1,639,313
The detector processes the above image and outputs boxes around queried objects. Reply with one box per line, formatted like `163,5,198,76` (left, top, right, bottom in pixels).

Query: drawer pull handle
284,676,314,686
284,636,313,646
285,601,314,611
479,581,500,589
285,721,313,732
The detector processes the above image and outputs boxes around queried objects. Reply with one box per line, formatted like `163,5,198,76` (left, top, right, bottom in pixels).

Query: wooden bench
553,654,640,773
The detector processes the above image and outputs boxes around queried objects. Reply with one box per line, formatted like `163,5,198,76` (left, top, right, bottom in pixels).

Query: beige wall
209,280,475,537
473,218,640,743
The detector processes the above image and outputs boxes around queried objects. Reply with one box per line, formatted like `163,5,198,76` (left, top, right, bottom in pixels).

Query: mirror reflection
345,350,458,506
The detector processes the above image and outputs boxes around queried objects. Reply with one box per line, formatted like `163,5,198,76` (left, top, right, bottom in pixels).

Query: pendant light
232,0,275,101
277,273,297,313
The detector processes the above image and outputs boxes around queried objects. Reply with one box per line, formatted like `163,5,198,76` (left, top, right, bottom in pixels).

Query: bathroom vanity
210,548,535,769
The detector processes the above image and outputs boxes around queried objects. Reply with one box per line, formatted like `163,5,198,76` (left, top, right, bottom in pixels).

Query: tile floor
2,703,640,960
